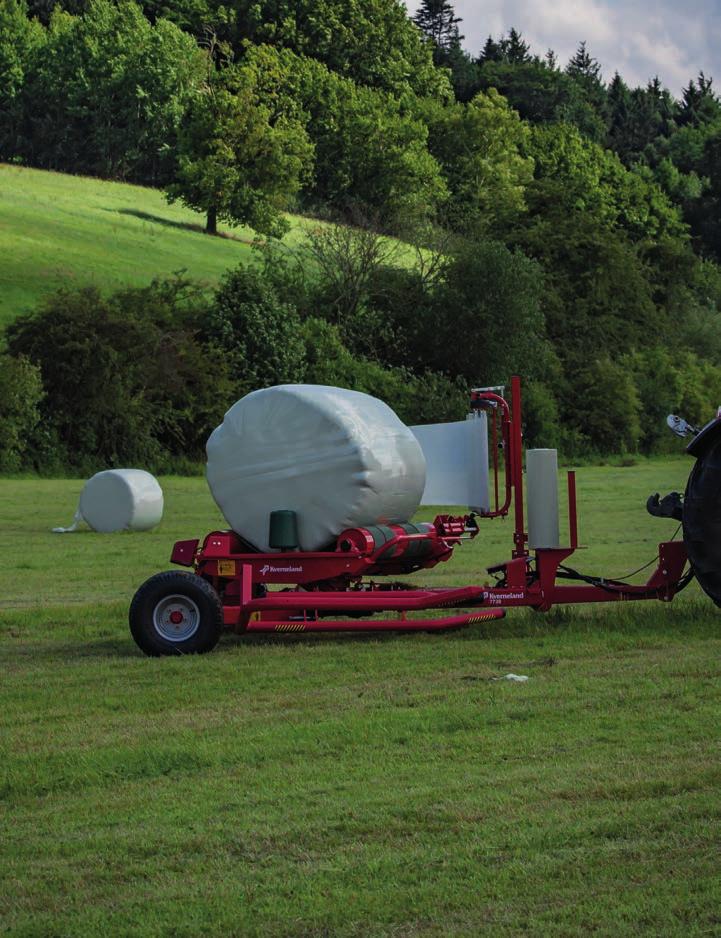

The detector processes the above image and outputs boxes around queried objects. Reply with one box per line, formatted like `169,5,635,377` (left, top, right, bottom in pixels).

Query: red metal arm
470,376,527,555
470,389,512,517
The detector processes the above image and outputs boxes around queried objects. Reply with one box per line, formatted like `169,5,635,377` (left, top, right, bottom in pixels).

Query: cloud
406,0,721,95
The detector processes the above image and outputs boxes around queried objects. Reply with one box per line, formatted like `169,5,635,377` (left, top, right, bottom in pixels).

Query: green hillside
0,164,308,326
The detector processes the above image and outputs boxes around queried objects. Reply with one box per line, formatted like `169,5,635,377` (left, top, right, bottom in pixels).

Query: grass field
2,457,721,935
0,164,314,326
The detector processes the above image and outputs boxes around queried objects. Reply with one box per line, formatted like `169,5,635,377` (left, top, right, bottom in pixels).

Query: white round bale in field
79,469,164,533
206,385,426,552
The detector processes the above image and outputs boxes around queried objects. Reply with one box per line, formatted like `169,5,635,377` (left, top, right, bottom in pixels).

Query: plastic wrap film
78,469,163,532
410,415,489,511
206,385,426,552
526,449,560,549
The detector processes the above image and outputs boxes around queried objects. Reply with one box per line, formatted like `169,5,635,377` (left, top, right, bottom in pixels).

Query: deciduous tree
421,89,533,233
242,44,447,229
0,0,44,159
20,0,204,182
206,0,451,99
166,57,313,236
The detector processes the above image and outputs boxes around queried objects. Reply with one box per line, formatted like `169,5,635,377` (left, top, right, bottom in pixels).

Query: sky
406,0,721,96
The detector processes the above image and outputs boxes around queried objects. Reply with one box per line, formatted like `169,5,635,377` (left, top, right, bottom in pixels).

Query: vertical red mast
511,375,528,558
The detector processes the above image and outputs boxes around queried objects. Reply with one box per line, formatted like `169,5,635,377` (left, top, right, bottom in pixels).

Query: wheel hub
152,594,201,642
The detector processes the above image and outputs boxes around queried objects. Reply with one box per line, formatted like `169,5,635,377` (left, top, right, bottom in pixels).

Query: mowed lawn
2,457,721,935
0,164,310,326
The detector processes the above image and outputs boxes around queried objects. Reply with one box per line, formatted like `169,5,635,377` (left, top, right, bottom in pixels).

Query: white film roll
526,448,560,549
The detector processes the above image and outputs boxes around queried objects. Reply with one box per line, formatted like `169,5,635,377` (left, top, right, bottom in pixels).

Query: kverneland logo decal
483,590,525,604
259,563,303,575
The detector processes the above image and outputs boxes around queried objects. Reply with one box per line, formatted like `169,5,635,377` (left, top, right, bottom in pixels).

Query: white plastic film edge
410,414,489,511
52,505,83,533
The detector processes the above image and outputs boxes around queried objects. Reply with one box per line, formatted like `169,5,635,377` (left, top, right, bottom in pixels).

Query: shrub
376,240,551,387
4,279,232,471
300,318,466,424
522,380,561,450
626,347,683,453
205,266,306,397
564,358,641,455
675,352,721,428
0,354,43,470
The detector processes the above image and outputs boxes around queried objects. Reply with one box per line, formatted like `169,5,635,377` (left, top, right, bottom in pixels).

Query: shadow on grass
6,598,717,664
4,636,139,662
224,628,413,650
219,604,687,649
111,208,257,244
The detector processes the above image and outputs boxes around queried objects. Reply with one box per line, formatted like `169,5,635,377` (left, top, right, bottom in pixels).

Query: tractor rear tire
683,437,721,607
129,571,224,656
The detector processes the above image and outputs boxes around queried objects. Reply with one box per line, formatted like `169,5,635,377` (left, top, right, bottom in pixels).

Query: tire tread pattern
129,571,224,656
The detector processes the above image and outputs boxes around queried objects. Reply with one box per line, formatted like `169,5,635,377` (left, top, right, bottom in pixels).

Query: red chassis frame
170,377,689,635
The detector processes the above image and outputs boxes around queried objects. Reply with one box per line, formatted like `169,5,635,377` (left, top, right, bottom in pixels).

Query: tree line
2,0,721,470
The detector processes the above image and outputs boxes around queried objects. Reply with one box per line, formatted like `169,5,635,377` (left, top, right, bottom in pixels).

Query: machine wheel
129,571,224,656
683,435,721,607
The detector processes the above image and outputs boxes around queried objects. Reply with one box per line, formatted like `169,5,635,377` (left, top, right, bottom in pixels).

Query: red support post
491,408,499,511
568,470,578,549
510,375,528,558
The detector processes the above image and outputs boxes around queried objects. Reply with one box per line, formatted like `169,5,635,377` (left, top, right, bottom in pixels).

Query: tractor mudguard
686,416,721,459
683,428,721,607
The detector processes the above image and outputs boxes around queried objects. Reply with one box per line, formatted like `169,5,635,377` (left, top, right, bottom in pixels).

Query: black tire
129,571,224,656
683,437,721,607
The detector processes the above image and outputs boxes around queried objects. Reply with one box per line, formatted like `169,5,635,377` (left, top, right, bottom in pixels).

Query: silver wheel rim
152,594,201,642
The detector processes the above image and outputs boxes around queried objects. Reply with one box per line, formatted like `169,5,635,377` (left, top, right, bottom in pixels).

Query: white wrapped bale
206,385,426,552
54,469,164,533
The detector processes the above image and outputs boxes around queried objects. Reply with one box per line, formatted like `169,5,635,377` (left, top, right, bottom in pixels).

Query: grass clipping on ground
1,457,721,935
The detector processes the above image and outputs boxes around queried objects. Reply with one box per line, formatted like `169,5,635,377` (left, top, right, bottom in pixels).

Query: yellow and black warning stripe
274,622,307,633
